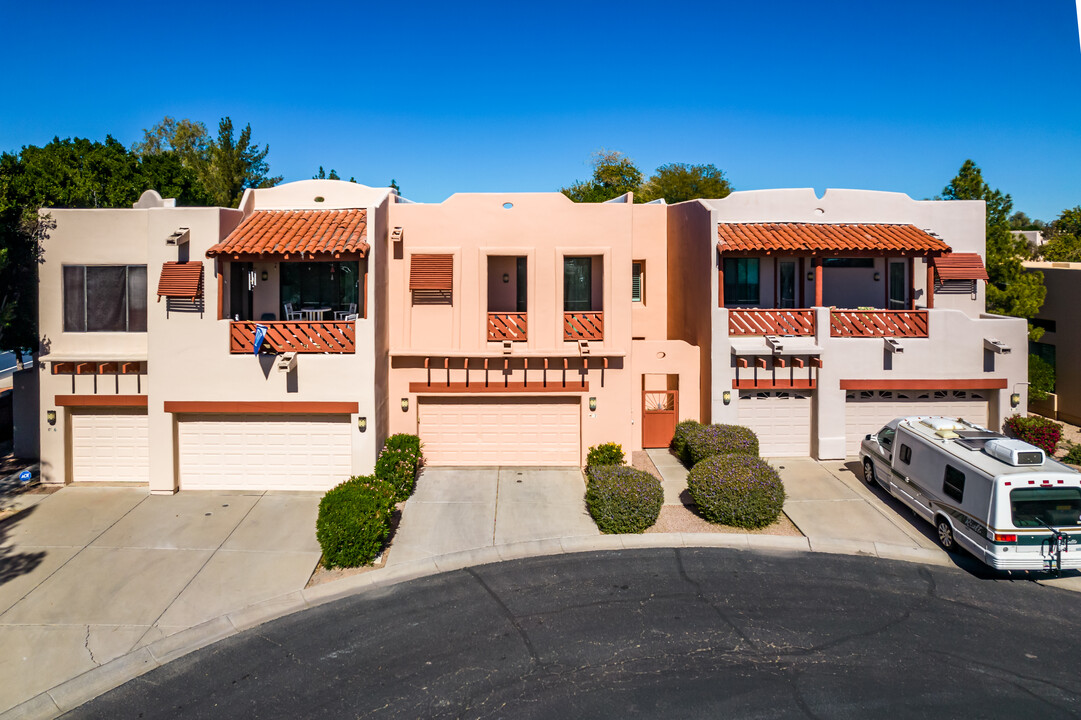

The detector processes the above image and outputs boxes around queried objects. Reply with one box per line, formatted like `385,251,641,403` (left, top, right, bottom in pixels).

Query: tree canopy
561,151,733,204
940,159,1045,339
1040,206,1081,262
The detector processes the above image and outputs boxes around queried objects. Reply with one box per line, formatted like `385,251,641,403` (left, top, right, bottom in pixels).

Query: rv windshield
1010,487,1081,528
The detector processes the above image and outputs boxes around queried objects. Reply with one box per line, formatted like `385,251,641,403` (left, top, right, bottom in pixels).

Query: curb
1,534,948,719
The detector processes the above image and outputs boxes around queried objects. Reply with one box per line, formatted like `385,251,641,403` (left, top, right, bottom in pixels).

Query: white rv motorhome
860,416,1081,572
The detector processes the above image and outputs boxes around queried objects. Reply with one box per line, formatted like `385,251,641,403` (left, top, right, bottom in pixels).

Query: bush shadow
0,504,46,587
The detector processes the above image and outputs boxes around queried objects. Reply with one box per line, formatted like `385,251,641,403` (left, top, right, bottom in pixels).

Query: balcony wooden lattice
728,309,815,336
230,320,356,354
488,312,528,342
830,310,929,338
563,311,604,341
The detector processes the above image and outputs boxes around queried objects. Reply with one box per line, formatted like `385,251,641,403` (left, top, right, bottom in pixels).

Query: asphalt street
67,549,1081,719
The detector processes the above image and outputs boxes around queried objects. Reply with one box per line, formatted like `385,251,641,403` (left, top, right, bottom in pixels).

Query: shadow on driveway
0,504,45,586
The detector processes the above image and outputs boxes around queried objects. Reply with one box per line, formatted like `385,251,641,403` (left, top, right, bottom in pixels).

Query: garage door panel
179,414,351,491
420,398,580,466
72,412,150,483
738,392,811,457
845,390,989,455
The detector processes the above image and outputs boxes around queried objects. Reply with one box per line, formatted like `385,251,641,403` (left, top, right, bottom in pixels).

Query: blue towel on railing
253,324,268,355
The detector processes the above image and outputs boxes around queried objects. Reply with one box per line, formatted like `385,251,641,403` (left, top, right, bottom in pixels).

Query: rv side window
898,444,912,464
877,428,895,450
943,465,965,503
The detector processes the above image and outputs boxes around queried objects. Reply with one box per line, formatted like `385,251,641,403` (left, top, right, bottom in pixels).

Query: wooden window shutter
409,254,453,291
631,262,643,302
157,261,204,301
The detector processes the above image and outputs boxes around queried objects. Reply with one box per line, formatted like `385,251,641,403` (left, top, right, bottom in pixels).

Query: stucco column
925,259,935,309
812,306,845,460
813,257,823,307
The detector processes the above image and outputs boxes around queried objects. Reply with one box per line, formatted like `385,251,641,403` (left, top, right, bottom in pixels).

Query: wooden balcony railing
728,309,816,336
830,310,929,338
230,320,357,354
488,312,528,342
564,311,604,341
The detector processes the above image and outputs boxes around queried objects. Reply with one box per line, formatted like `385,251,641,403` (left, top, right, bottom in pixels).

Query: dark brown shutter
409,254,453,291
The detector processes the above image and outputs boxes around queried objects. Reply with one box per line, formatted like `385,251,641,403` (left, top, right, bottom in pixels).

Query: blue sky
2,1,1078,220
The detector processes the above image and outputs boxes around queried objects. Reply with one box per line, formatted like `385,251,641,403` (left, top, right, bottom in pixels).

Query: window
564,257,592,311
898,444,912,464
632,261,644,303
943,465,965,503
1010,487,1081,528
877,427,895,451
63,265,147,332
280,261,360,317
723,258,759,305
409,254,453,305
821,258,874,268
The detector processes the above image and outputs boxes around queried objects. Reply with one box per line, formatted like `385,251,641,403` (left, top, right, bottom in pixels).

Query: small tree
561,150,643,203
639,163,733,203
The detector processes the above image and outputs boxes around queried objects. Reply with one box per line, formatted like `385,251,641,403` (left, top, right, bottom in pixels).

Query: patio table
301,306,331,321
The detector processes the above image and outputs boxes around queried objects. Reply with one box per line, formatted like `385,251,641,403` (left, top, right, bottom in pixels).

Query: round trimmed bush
687,454,785,529
586,442,625,467
670,420,702,459
684,424,759,466
316,476,398,568
375,433,424,502
586,465,663,534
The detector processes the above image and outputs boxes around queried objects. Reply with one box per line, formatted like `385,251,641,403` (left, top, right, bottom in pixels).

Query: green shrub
1029,354,1055,402
316,476,398,568
670,420,702,458
687,454,785,529
586,442,625,467
1003,414,1062,456
1063,443,1081,466
375,433,423,502
683,424,760,466
585,465,663,534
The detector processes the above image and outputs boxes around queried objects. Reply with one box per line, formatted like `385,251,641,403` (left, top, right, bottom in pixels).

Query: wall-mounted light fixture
806,271,814,282
503,273,510,283
873,272,881,282
401,398,409,412
1010,393,1021,408
261,270,268,282
722,391,732,405
358,416,367,432
588,397,597,411
47,410,57,426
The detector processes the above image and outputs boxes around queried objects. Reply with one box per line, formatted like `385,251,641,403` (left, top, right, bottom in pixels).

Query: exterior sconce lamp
873,272,881,282
47,410,57,426
588,397,597,411
1010,393,1021,408
401,398,409,412
722,391,732,406
503,273,510,283
806,271,814,282
358,416,367,432
261,270,268,282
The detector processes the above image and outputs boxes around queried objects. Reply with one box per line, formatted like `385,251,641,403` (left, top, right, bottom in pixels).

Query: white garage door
737,391,812,457
178,414,352,491
845,390,990,456
71,411,150,483
419,397,580,466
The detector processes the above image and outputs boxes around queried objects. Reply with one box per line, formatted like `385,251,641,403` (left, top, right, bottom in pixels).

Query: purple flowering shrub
683,424,760,467
586,465,663,534
687,454,785,529
670,420,702,459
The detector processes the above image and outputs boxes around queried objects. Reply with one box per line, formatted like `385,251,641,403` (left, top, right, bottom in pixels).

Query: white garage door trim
71,410,150,483
178,414,353,491
737,391,812,457
845,389,990,456
419,397,581,466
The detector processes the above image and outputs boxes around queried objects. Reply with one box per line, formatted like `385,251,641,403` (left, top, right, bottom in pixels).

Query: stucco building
1024,261,1081,425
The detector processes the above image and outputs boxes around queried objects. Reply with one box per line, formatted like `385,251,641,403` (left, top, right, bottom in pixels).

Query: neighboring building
667,189,1028,459
384,192,699,466
1013,229,1045,255
37,180,391,493
1024,261,1081,425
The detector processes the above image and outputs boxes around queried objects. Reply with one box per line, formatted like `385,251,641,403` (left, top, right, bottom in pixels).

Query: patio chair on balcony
283,302,303,321
334,303,357,320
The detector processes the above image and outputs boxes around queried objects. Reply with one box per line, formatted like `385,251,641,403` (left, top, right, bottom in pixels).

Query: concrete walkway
0,487,322,712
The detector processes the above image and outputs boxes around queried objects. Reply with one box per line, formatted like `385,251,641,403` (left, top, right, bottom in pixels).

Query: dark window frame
898,444,912,465
62,264,147,333
632,261,644,303
723,257,760,305
943,465,965,503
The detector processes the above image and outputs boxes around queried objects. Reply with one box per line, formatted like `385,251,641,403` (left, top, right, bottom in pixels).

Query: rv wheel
936,517,956,553
862,459,876,486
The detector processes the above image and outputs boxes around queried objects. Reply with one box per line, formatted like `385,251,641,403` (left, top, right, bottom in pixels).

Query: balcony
488,312,528,342
564,311,604,341
230,320,356,354
729,309,815,336
830,309,928,338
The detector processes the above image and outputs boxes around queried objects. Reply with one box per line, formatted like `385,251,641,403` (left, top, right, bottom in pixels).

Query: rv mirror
865,434,872,441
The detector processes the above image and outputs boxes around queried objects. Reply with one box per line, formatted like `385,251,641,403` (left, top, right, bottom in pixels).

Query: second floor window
63,265,147,332
632,261,644,303
564,257,592,311
723,258,759,305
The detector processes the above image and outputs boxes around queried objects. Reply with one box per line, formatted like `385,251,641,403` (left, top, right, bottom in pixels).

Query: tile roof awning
717,223,951,255
156,261,204,301
206,209,369,259
931,253,989,282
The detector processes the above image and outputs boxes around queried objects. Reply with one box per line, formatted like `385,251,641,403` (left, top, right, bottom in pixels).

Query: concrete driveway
0,487,322,711
389,467,599,565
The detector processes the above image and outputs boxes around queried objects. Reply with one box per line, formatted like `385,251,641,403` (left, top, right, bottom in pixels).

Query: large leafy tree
639,163,732,204
940,160,1045,339
1040,206,1081,262
561,151,643,203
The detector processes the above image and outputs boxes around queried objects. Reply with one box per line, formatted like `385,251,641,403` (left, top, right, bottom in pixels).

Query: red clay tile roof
932,252,989,281
156,262,204,301
206,209,369,259
716,223,951,254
